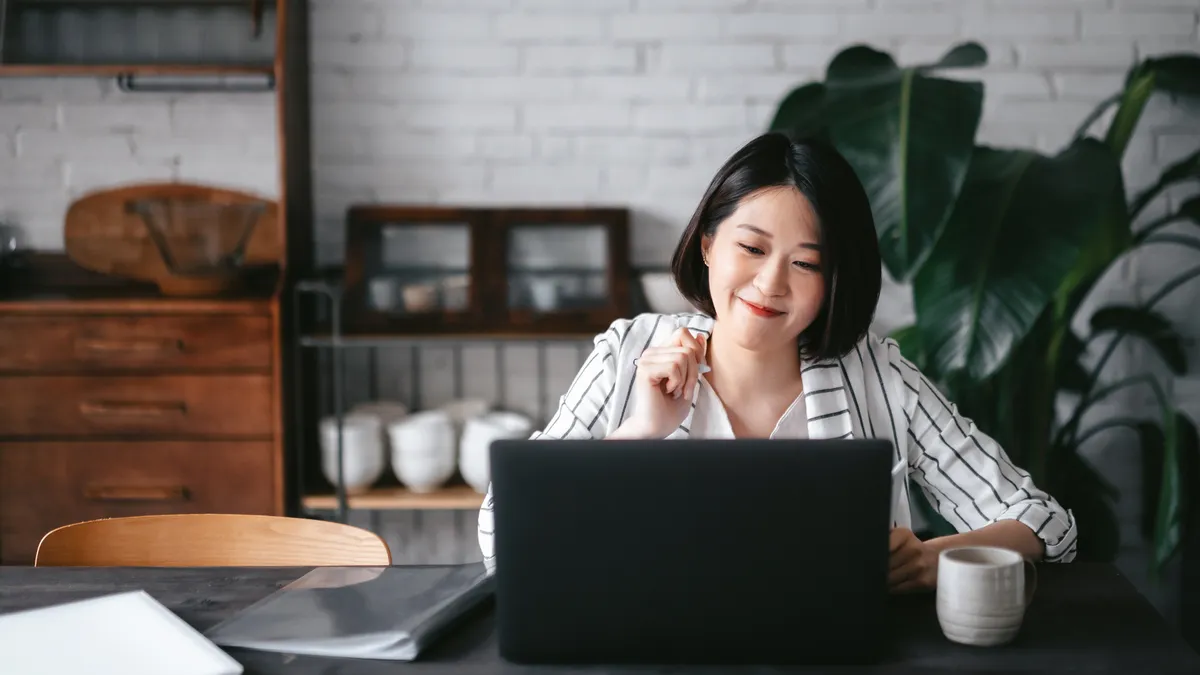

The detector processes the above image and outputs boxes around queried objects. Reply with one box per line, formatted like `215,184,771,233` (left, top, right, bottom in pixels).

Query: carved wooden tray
63,182,281,289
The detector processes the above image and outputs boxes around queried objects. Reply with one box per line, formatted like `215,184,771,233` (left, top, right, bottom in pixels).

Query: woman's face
701,185,825,354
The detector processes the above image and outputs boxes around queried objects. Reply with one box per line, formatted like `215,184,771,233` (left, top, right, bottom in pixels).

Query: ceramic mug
936,546,1037,647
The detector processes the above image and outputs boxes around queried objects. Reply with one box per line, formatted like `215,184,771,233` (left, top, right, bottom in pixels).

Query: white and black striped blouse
478,312,1079,572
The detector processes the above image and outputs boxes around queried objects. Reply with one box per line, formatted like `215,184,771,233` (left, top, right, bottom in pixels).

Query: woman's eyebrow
735,223,820,250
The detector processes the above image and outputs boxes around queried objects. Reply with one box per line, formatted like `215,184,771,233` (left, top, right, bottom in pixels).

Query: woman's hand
614,328,707,439
889,527,938,593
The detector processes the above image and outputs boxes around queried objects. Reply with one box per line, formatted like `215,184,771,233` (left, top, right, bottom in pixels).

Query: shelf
0,64,274,77
302,485,486,511
300,332,598,348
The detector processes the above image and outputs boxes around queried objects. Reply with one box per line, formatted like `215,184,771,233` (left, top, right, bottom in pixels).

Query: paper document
0,590,243,675
204,563,494,661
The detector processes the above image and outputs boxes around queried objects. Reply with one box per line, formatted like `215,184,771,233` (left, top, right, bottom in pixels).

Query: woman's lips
739,298,783,318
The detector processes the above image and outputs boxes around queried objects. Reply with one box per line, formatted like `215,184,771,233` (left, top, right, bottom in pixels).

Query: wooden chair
34,514,392,567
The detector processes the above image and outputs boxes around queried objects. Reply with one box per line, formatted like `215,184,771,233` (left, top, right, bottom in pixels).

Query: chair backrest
34,514,392,567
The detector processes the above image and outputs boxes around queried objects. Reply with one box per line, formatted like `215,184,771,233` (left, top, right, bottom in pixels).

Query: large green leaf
1056,331,1090,395
1136,196,1200,244
913,138,1123,381
1129,148,1200,219
1046,444,1121,563
1107,54,1200,158
1091,306,1187,375
820,43,985,282
888,324,926,371
1138,421,1167,542
766,82,827,139
1153,412,1196,573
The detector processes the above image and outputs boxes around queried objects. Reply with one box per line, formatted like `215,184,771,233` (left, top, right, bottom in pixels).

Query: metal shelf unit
290,278,597,524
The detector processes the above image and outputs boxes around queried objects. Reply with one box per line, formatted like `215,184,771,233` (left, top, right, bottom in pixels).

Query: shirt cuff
994,501,1077,563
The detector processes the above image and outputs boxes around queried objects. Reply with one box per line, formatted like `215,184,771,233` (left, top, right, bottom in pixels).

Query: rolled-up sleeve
899,352,1077,563
478,325,622,573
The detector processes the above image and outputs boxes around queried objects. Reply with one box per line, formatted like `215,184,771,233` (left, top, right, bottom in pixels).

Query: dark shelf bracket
115,71,275,94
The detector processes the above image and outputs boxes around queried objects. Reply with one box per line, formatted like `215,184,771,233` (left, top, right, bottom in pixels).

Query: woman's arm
478,324,625,572
888,341,1078,565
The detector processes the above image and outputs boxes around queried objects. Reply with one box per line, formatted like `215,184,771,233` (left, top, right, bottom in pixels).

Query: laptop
488,438,895,665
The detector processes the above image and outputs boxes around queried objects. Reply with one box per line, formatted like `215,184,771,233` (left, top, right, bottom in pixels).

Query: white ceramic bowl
319,413,386,494
459,411,534,493
387,410,457,493
640,271,695,314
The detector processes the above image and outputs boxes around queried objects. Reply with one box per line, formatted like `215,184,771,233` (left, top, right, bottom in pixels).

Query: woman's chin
725,316,795,352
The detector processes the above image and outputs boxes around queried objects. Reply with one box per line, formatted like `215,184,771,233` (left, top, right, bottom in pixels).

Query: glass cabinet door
367,223,472,316
505,224,610,314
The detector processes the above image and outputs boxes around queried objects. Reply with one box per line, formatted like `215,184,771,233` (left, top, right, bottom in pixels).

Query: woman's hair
670,132,881,362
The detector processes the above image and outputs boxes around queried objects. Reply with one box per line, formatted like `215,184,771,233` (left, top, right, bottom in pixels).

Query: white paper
0,590,243,675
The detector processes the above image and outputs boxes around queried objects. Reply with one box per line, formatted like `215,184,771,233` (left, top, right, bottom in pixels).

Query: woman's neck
705,321,803,399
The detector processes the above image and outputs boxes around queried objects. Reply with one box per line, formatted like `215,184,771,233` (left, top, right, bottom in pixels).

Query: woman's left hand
888,527,938,593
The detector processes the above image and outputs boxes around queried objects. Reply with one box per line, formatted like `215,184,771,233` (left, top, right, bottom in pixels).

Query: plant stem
1058,265,1200,446
1132,213,1188,245
1130,180,1170,223
1075,416,1147,448
1073,92,1122,143
1142,234,1200,251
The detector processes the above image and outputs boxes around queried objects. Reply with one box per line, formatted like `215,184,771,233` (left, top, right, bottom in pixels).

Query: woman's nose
753,261,789,296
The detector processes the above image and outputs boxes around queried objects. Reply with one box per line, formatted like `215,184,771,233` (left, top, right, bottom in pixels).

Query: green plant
768,42,1200,574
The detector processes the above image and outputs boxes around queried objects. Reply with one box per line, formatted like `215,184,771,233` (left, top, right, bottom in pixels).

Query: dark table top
0,562,1197,674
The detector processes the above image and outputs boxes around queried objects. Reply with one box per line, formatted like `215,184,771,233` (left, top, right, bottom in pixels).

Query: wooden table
1,562,1197,674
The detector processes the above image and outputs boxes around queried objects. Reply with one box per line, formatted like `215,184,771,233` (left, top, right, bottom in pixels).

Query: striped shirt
478,312,1079,572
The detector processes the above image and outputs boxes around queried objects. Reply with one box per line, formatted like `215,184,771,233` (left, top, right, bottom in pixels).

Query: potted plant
768,41,1200,574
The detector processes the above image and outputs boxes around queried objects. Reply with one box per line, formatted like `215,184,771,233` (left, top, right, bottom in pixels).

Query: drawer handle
83,485,190,502
79,401,188,418
75,338,183,356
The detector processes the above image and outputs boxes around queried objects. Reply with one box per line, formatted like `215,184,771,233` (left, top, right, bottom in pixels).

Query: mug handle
1023,559,1038,608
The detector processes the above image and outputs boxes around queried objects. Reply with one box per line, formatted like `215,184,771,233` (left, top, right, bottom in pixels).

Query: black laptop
488,438,894,665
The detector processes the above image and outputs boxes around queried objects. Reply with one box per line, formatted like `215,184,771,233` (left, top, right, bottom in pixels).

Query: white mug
936,546,1037,647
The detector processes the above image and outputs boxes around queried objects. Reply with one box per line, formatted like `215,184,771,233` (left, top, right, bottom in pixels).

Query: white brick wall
0,81,277,250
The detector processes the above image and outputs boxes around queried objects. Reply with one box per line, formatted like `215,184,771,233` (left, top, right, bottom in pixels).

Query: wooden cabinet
0,0,315,564
0,440,276,564
340,206,632,337
0,268,286,565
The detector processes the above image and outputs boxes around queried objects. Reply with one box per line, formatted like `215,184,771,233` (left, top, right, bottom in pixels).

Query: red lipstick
740,298,782,318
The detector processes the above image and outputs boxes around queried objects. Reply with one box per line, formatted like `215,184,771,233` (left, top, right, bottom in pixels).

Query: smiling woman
478,132,1078,592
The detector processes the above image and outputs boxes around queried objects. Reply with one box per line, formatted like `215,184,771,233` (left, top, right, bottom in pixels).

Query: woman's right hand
614,327,707,439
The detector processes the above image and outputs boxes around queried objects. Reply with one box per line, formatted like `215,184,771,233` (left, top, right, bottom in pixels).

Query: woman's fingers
637,329,709,400
675,331,705,398
639,354,685,394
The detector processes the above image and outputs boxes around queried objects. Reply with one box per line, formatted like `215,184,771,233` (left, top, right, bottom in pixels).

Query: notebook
204,563,494,661
0,590,243,675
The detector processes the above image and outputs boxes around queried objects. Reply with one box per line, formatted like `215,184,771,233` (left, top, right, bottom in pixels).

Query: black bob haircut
670,132,882,363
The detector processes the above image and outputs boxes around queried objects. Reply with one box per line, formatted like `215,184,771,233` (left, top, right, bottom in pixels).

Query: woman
478,132,1077,592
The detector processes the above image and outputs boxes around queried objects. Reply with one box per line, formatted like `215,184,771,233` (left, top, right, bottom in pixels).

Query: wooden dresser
0,257,286,564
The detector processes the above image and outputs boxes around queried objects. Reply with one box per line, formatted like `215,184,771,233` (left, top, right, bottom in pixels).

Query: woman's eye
738,244,764,255
794,261,820,271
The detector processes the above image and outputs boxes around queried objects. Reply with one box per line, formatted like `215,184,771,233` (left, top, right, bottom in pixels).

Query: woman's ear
700,234,712,267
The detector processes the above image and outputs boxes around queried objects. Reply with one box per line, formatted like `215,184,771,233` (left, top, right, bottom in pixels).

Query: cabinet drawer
0,314,271,373
0,441,276,565
0,375,273,438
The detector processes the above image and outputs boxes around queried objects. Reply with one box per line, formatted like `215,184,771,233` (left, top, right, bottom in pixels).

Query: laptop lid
489,438,894,665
